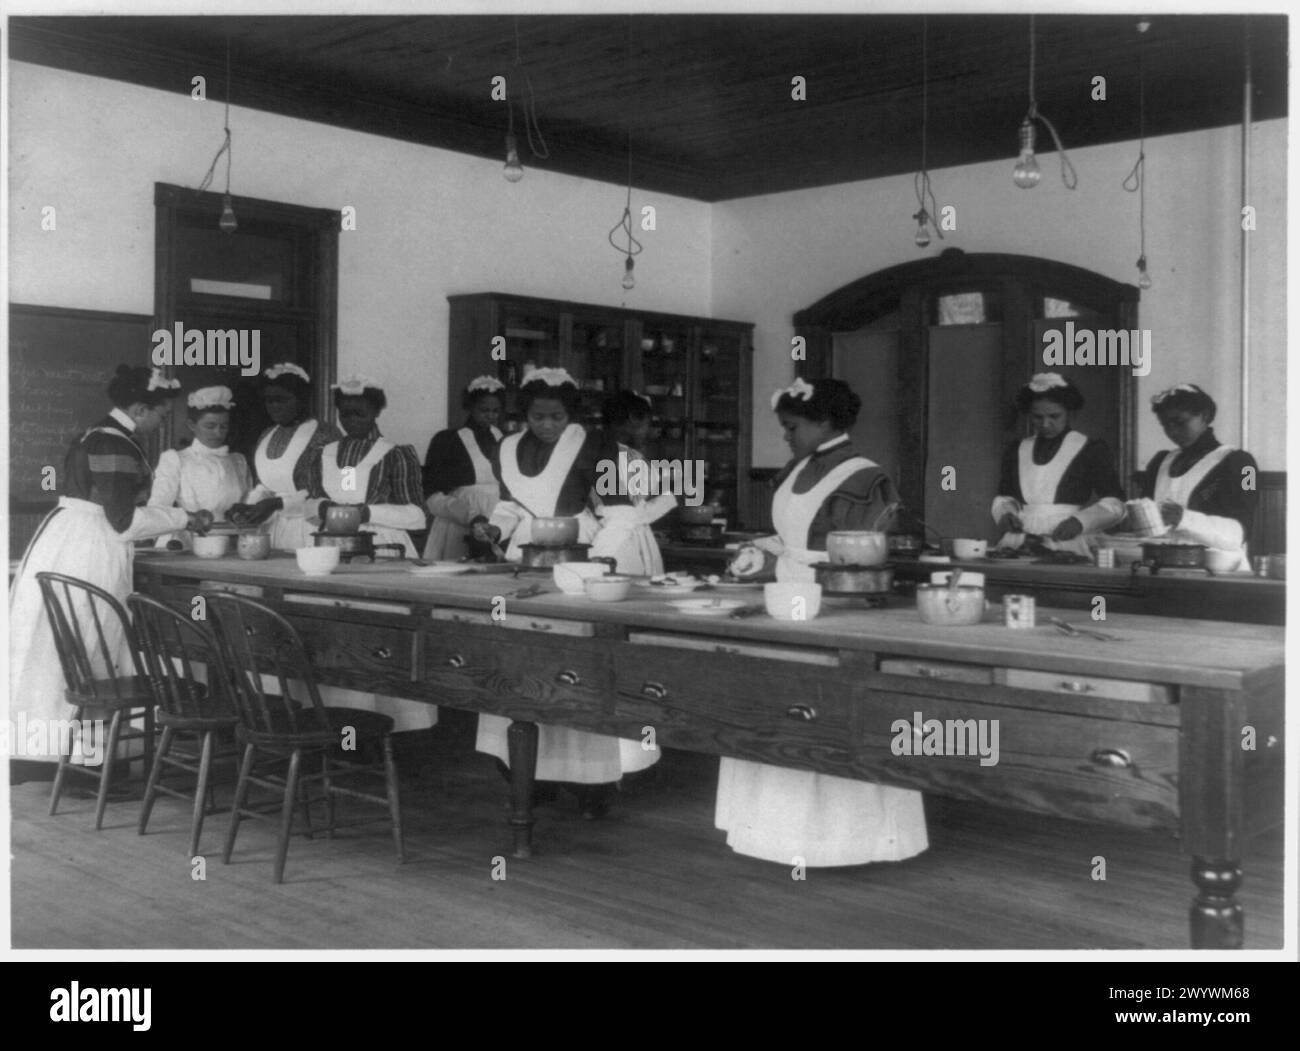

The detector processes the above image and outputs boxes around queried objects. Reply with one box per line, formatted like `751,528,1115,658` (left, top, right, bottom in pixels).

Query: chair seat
157,708,239,733
65,676,155,709
236,706,395,750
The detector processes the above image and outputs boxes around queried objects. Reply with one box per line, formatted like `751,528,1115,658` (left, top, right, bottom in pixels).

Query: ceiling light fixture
198,39,237,232
502,18,549,183
609,125,643,290
1013,15,1078,191
1123,21,1152,289
912,18,942,249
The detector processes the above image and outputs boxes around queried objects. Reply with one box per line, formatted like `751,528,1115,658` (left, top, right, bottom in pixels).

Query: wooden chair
128,594,240,857
35,572,157,830
204,592,404,883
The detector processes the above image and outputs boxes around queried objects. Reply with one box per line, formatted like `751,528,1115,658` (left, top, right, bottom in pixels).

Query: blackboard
8,304,155,508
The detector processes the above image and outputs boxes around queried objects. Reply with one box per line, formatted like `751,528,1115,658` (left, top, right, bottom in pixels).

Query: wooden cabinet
447,293,754,526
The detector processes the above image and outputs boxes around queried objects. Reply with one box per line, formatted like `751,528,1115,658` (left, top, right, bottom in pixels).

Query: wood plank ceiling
9,13,1288,202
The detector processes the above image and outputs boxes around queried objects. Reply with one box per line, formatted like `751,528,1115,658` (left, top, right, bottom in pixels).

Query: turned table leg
507,720,539,858
1189,858,1244,949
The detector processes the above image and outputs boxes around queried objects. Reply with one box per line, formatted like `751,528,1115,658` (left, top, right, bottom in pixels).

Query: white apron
997,432,1093,557
253,420,319,553
716,450,929,867
477,425,650,782
9,499,138,764
588,444,672,578
315,437,433,731
1153,444,1246,569
422,426,502,562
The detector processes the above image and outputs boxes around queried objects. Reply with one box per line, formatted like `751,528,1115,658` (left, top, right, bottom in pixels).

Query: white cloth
249,419,319,553
1152,445,1247,567
477,427,653,783
769,451,876,582
150,443,253,550
422,427,502,562
588,444,676,575
992,432,1121,557
314,438,433,731
9,497,185,763
716,447,928,867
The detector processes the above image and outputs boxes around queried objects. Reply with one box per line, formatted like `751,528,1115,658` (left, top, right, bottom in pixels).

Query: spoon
871,500,901,533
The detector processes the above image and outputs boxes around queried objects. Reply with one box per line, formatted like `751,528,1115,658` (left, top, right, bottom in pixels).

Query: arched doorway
794,249,1139,540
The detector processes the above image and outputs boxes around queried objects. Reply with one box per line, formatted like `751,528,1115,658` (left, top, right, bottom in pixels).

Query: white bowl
553,561,610,595
952,538,988,560
295,545,340,576
1205,549,1242,574
585,575,631,602
192,534,231,559
763,582,822,621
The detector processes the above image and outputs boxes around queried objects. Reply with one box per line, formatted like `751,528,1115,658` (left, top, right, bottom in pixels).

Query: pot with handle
1132,541,1207,575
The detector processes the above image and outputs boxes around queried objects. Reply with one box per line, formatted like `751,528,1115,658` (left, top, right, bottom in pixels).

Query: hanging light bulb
503,132,524,183
1137,254,1152,290
913,210,932,248
1013,119,1042,189
219,193,238,233
622,256,636,290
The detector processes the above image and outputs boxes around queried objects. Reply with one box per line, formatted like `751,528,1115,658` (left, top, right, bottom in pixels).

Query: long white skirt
8,499,138,764
476,517,662,782
715,759,929,867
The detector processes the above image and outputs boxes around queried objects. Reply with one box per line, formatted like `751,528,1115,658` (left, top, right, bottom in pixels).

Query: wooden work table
135,552,1287,949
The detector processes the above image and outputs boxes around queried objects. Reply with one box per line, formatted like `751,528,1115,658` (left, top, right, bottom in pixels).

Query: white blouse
149,442,252,519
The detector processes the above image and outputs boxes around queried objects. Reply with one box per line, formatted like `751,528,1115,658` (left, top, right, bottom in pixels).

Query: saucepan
310,531,405,562
814,562,894,595
1132,541,1207,575
916,581,986,626
323,503,366,535
678,503,721,526
825,531,889,567
528,516,580,547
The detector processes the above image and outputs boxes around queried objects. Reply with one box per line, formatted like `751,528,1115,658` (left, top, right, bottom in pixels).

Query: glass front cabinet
446,292,754,527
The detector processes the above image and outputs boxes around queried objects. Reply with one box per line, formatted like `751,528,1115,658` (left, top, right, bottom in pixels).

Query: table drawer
421,627,611,720
880,658,995,685
288,616,416,692
428,607,596,637
613,640,856,769
996,667,1171,703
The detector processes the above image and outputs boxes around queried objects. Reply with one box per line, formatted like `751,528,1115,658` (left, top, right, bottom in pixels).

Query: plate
670,598,746,616
407,562,473,576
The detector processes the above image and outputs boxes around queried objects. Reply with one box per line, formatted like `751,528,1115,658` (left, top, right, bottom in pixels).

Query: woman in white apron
229,363,340,551
991,373,1125,557
9,366,204,782
1137,384,1258,570
421,376,504,562
718,377,928,867
474,369,660,813
150,386,252,549
303,375,434,732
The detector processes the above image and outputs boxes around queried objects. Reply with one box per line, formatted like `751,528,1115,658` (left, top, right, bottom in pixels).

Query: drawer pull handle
1090,748,1132,769
641,681,667,700
529,621,553,632
556,670,580,686
1059,680,1094,693
446,654,465,668
915,666,946,679
786,704,817,722
371,646,392,660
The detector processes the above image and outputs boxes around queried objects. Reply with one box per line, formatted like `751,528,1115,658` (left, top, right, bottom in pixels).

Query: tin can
1095,548,1115,569
1004,594,1036,629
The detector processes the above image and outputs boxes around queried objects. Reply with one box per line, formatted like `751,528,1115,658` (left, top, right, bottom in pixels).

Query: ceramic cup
295,545,340,576
764,582,823,621
1125,498,1164,537
236,533,271,561
192,534,231,559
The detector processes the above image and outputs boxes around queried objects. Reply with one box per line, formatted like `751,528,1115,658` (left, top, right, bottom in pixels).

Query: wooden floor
9,709,1285,950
